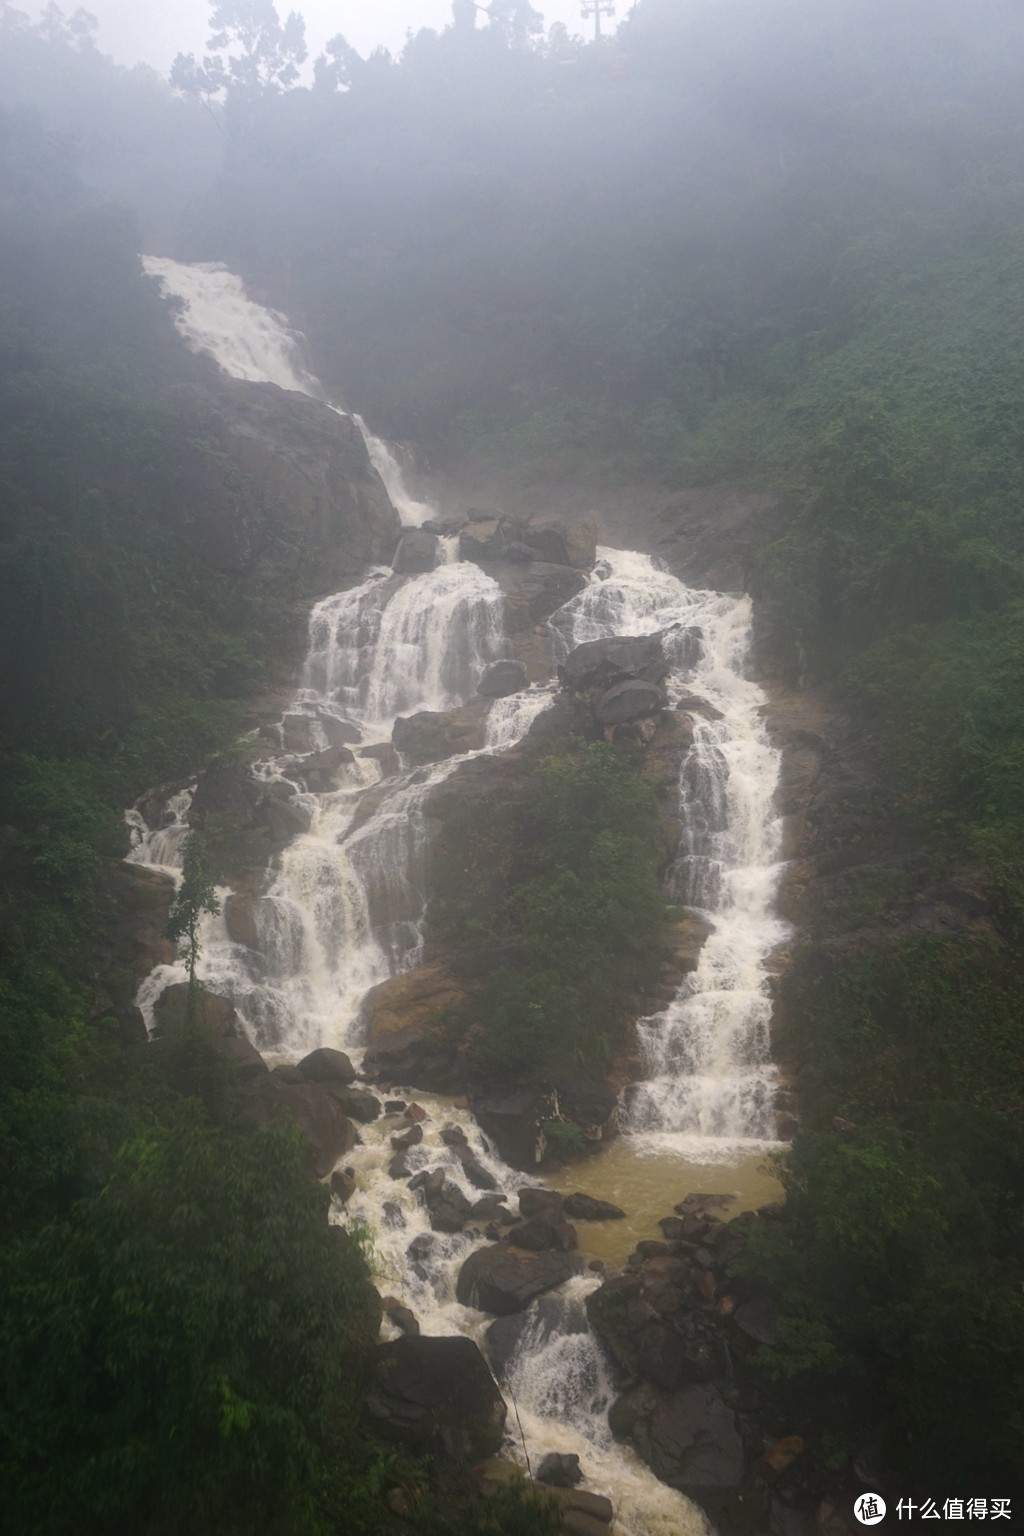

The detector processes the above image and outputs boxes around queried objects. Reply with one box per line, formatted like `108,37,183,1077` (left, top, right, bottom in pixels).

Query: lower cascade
130,259,791,1536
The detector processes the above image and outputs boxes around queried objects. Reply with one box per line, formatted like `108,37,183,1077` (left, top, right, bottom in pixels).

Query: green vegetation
434,739,665,1081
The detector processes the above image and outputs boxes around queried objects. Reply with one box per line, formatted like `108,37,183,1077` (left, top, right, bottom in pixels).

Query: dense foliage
435,739,665,1080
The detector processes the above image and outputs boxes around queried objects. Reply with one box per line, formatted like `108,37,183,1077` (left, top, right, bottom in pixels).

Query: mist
3,0,1024,1529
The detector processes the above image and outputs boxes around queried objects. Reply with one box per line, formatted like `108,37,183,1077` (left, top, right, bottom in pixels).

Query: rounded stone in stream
477,659,528,698
536,1452,583,1488
406,1232,436,1278
456,1147,497,1191
512,1212,578,1253
296,1047,355,1085
563,1193,626,1221
392,528,439,574
456,1241,585,1315
365,1336,507,1463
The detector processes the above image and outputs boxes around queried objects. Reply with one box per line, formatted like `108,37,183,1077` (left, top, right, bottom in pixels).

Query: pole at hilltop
581,0,616,44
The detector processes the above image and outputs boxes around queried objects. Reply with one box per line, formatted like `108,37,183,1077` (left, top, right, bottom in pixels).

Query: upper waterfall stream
132,257,792,1536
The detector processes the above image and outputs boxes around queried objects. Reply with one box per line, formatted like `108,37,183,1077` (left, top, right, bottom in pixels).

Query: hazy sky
33,2,605,73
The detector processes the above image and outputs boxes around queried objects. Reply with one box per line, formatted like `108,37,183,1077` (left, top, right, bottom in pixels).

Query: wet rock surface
477,658,529,698
585,1194,821,1532
364,1335,507,1464
456,1240,586,1315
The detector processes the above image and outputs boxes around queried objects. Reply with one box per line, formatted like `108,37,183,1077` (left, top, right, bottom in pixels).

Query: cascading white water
127,259,797,1535
142,257,436,526
551,548,788,1154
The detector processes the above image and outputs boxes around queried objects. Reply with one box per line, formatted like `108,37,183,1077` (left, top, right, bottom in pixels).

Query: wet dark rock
469,1194,509,1223
554,1077,620,1148
431,1195,473,1233
407,1232,436,1277
637,1322,719,1390
734,1294,780,1347
564,1193,626,1221
152,982,238,1040
392,698,491,764
382,1200,406,1229
470,1088,558,1170
383,1297,421,1337
325,1084,381,1123
330,1168,356,1203
636,1240,670,1260
675,1192,738,1215
594,678,668,727
186,379,398,588
222,892,266,948
365,1336,507,1464
384,1099,407,1114
536,1452,583,1488
477,659,529,698
456,1147,498,1191
391,1123,423,1150
392,528,439,574
512,1212,579,1253
560,634,668,693
546,1488,614,1531
518,1187,564,1219
296,1046,356,1085
270,1063,305,1085
612,1382,744,1517
456,1241,585,1315
242,1075,356,1178
284,742,355,791
388,1152,411,1180
151,984,268,1083
441,1123,469,1147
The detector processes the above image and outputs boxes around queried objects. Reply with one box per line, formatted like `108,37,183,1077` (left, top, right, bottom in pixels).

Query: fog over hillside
2,3,1024,1532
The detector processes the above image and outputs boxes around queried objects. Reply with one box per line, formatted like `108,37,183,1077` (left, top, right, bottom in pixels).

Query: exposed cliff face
180,379,399,592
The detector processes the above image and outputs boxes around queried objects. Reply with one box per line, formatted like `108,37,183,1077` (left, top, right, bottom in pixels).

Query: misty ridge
2,2,1024,1534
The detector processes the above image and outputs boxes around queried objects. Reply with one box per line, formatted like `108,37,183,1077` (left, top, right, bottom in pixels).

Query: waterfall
551,548,788,1153
127,258,794,1535
142,257,436,525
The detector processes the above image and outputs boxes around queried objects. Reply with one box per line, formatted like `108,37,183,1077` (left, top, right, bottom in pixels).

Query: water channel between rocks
130,257,792,1536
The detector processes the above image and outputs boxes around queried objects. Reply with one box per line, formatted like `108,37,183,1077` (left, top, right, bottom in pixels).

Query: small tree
167,832,220,1017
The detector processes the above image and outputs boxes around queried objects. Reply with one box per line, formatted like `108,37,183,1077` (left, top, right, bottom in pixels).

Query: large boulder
296,1046,356,1084
563,1193,626,1222
150,983,269,1085
499,563,588,633
364,1336,507,1463
283,743,355,791
459,519,505,564
392,697,491,764
392,528,439,574
183,378,398,591
593,679,668,727
456,1240,585,1315
609,1382,744,1517
563,520,598,571
470,1088,559,1169
100,859,176,980
560,634,668,693
362,963,467,1042
242,1075,357,1177
477,659,529,699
